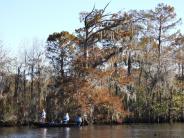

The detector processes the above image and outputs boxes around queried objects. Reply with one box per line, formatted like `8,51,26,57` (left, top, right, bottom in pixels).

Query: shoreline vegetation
0,3,184,127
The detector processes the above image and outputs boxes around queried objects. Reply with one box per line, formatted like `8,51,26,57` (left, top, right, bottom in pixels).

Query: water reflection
42,128,47,138
1,124,184,138
63,127,70,138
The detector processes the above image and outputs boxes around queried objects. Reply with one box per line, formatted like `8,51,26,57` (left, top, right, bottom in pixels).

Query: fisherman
75,114,82,126
63,113,70,124
41,109,46,123
82,112,88,125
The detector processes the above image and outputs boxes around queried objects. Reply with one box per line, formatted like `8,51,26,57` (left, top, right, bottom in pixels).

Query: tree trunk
127,52,131,76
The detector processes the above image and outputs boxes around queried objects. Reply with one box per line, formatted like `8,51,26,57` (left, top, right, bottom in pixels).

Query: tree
76,4,132,70
46,31,77,80
130,3,182,122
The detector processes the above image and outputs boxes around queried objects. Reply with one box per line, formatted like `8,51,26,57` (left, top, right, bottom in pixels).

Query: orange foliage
72,66,129,115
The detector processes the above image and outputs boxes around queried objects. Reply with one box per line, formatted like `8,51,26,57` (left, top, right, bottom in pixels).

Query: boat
32,122,87,128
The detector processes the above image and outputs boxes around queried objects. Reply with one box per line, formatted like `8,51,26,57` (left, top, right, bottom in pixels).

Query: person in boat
63,113,70,124
82,112,88,125
75,114,82,126
41,109,46,123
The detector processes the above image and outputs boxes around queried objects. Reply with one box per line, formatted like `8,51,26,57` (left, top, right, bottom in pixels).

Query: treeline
0,3,184,125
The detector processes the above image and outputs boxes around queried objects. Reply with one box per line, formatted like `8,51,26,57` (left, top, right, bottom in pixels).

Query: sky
0,0,183,56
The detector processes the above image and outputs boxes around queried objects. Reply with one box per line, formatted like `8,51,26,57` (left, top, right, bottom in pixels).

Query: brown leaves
47,31,77,45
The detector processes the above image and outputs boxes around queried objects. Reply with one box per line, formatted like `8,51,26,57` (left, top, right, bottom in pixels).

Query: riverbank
0,120,31,127
1,119,184,127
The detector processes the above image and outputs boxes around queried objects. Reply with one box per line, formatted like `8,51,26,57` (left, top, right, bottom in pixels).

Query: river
0,123,184,138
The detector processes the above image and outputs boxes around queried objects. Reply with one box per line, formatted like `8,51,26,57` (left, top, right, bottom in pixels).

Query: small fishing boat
32,122,87,128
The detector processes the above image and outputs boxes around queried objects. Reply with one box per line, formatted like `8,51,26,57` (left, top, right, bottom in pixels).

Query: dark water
0,123,184,138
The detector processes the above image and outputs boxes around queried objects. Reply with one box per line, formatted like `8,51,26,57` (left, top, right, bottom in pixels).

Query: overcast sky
0,0,183,56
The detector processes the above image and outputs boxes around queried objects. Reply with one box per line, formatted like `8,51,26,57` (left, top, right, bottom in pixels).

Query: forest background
0,2,183,124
